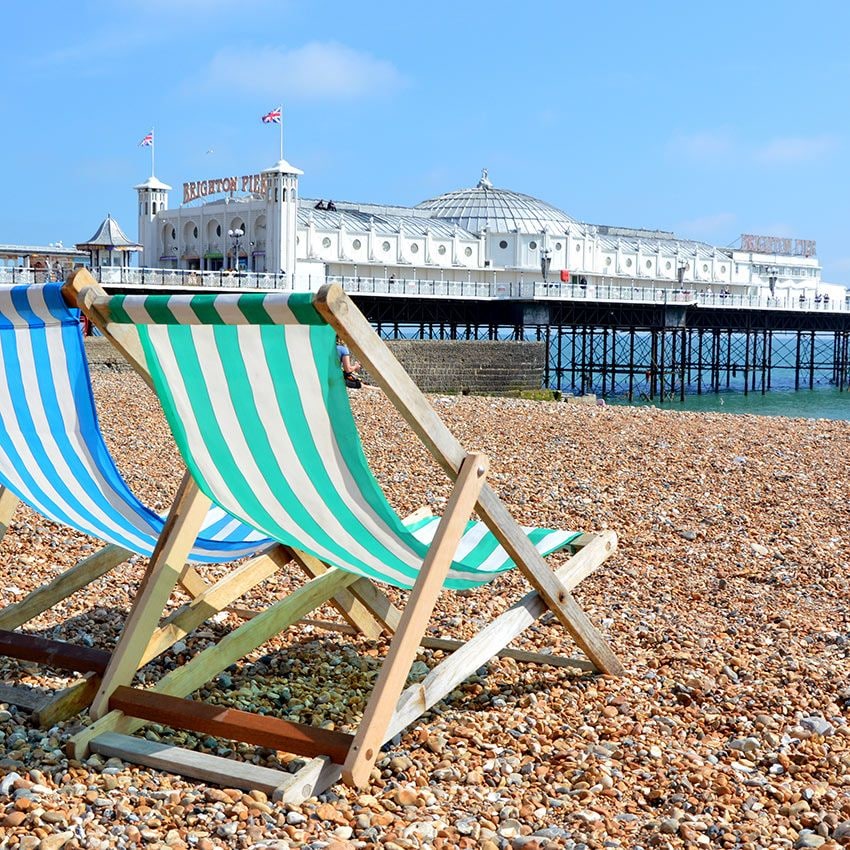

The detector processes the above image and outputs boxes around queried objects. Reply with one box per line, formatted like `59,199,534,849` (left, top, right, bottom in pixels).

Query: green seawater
612,388,850,420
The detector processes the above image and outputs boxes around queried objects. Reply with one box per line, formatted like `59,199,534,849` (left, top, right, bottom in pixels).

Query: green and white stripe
106,292,579,590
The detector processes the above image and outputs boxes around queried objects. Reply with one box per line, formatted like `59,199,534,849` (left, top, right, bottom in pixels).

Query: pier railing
1,266,846,313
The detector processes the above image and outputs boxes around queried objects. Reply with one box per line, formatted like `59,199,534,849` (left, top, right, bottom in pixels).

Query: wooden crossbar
0,629,111,674
109,686,353,764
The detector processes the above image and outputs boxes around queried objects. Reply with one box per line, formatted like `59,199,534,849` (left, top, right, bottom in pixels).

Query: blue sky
4,0,850,280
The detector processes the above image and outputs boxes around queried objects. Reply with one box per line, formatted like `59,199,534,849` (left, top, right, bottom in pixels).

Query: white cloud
195,42,407,100
754,135,838,164
667,130,734,160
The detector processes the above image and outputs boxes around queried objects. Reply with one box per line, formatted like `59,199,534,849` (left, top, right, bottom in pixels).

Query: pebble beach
0,347,847,850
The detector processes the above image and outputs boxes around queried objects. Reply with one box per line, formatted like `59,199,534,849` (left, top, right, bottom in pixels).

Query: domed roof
416,169,582,236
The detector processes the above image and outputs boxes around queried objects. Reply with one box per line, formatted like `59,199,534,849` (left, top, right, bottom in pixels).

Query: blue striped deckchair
69,278,623,801
0,282,292,722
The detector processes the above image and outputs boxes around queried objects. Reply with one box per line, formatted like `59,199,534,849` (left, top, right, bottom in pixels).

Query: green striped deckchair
68,279,623,801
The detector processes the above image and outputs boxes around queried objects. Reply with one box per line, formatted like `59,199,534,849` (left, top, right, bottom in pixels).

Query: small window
152,202,157,214
720,264,726,273
499,239,508,249
216,225,221,237
529,241,537,250
193,226,198,238
605,256,612,266
171,227,176,240
322,237,331,248
646,260,652,269
438,245,446,255
555,242,562,250
464,246,473,257
575,244,582,251
665,261,672,270
626,258,632,267
703,263,709,272
410,243,419,253
382,241,391,252
352,238,362,250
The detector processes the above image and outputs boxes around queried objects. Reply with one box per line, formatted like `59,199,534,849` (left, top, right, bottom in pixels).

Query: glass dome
416,169,582,236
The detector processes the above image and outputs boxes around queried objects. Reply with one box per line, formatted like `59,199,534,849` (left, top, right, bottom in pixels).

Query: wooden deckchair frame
65,277,623,801
0,273,382,724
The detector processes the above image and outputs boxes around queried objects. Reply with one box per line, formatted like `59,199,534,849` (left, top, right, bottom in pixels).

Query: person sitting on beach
336,336,363,389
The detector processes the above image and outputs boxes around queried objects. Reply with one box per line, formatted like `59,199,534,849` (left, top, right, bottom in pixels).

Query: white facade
137,162,834,299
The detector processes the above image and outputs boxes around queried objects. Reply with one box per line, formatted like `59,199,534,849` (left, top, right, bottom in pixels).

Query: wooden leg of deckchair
315,285,622,676
138,550,279,666
343,453,489,788
33,673,102,728
177,565,210,599
382,530,617,744
89,474,212,720
0,486,19,546
0,544,131,631
477,491,624,676
69,567,359,758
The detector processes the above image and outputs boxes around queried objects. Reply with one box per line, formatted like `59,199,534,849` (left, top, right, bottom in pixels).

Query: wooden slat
0,629,110,673
90,474,212,719
0,683,52,712
314,284,623,677
383,531,617,744
419,637,594,671
90,732,301,795
0,486,19,546
110,686,352,764
343,453,489,787
34,674,101,727
0,544,130,631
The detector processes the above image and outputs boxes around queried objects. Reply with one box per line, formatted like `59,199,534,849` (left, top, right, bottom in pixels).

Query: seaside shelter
77,214,141,269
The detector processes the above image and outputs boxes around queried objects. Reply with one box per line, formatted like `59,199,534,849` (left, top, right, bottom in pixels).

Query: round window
193,226,198,238
720,264,726,273
464,246,473,257
665,261,672,270
605,256,612,266
555,242,562,250
322,237,331,248
575,244,582,251
703,263,709,272
352,238,362,250
499,240,508,249
382,241,391,252
626,258,632,267
646,260,652,269
438,245,446,255
411,243,419,253
529,241,537,250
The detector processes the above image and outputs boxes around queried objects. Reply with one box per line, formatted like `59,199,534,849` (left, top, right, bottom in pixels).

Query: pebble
0,372,847,850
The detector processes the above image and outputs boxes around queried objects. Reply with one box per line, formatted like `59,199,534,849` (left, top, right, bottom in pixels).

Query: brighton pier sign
741,233,816,257
183,173,269,205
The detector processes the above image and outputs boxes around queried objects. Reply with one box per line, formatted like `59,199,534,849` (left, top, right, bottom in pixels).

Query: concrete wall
383,340,544,394
85,335,545,395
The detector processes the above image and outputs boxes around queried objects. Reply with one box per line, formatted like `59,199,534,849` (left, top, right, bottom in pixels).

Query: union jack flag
138,132,153,147
261,107,282,125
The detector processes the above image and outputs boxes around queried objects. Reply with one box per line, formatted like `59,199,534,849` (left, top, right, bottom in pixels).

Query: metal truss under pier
353,295,850,400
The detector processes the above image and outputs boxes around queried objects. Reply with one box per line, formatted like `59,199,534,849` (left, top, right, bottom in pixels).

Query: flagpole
150,127,155,177
279,107,283,160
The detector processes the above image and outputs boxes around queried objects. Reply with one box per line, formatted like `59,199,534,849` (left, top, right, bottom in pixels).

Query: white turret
262,158,303,286
135,175,172,267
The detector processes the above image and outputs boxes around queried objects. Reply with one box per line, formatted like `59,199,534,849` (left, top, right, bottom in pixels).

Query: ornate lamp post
541,246,552,282
228,228,244,272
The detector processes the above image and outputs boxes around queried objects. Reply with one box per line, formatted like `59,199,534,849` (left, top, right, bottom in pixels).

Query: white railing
1,265,847,314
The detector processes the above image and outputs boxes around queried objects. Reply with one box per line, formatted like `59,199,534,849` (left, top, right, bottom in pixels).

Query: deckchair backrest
95,291,578,590
0,284,269,562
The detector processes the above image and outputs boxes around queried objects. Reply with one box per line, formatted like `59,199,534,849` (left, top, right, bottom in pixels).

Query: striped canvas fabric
0,284,270,562
105,292,580,590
